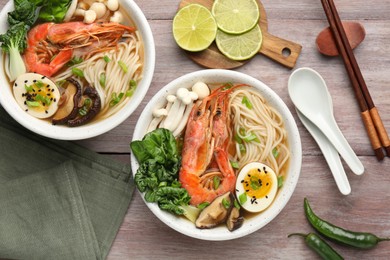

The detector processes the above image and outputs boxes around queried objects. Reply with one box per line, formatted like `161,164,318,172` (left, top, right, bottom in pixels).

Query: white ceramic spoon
288,67,364,175
297,109,351,195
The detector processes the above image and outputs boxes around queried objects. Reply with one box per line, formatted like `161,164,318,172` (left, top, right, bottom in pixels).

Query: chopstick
320,0,390,161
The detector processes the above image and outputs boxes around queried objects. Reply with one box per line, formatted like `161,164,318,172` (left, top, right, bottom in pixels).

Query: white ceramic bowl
131,69,302,241
0,0,155,140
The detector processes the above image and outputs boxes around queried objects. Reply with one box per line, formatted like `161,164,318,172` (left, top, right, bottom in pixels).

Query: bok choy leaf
130,128,191,215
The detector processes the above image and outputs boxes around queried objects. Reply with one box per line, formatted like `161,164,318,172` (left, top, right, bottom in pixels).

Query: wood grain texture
179,0,302,69
1,0,390,259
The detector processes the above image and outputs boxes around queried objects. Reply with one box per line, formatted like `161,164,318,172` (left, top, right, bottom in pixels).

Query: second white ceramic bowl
131,69,302,241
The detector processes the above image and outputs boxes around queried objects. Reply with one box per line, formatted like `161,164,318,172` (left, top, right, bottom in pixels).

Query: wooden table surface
1,0,390,259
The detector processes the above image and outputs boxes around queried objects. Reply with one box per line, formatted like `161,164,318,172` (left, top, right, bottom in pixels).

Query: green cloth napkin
0,107,134,259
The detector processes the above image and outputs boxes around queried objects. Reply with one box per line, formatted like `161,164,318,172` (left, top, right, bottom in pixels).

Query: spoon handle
318,117,364,175
297,111,351,195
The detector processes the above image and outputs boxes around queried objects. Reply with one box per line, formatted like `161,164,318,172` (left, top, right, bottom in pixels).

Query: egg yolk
241,168,273,199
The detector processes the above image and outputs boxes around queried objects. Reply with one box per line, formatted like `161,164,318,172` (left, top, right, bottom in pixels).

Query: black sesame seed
38,89,41,92
24,80,28,83
248,174,251,177
41,76,46,79
50,98,53,101
246,184,249,187
33,80,37,83
14,83,18,87
54,98,57,102
245,190,249,192
241,180,244,183
255,201,258,204
45,110,48,114
47,93,51,96
252,196,256,199
257,168,261,172
25,109,28,112
266,195,268,199
24,101,26,105
51,89,55,92
266,183,269,186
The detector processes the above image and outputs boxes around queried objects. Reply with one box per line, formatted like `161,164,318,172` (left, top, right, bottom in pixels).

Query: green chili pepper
288,233,344,260
304,198,390,249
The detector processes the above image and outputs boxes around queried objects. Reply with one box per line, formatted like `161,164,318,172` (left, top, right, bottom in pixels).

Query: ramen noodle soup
132,82,290,231
2,0,144,127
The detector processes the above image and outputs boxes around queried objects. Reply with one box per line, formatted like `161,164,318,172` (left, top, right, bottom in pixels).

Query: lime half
212,0,260,34
216,24,262,61
173,4,217,52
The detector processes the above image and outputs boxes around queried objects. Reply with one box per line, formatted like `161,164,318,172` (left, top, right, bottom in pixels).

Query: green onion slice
118,61,128,73
99,73,106,88
230,160,239,169
222,198,231,209
103,55,111,63
242,96,253,109
213,176,221,190
26,101,40,107
197,202,210,210
71,67,84,78
272,147,280,158
239,193,247,205
278,176,284,188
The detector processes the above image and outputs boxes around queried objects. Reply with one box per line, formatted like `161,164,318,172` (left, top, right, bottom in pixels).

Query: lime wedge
173,4,217,52
212,0,260,34
216,24,262,61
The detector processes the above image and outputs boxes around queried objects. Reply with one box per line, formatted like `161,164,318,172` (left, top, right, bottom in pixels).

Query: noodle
54,31,143,119
228,87,290,176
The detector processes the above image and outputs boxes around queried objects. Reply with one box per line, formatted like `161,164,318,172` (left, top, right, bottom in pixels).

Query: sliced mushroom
195,192,232,229
67,86,101,127
226,206,244,231
52,78,82,125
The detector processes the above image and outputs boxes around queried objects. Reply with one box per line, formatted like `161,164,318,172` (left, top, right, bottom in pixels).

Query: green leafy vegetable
130,128,189,215
7,0,38,27
38,0,73,23
0,22,28,81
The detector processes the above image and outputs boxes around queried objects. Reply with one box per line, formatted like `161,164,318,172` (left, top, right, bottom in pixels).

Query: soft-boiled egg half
236,162,278,213
13,73,61,119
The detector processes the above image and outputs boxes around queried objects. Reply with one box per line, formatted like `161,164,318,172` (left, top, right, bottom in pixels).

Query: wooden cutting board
178,0,302,69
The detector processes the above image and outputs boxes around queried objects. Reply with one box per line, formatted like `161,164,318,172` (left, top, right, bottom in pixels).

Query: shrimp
23,22,135,77
179,86,239,205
